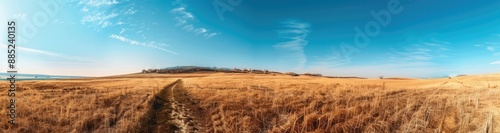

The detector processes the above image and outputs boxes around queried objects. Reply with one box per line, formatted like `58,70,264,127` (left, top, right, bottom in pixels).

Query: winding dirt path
167,80,200,133
137,79,201,133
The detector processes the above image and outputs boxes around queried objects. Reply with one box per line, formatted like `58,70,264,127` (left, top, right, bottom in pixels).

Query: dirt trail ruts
136,79,201,133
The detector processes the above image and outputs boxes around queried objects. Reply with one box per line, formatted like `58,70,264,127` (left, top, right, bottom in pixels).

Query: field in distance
1,72,499,132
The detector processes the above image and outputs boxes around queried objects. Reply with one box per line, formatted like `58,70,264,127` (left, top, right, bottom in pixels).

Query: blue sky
0,0,500,78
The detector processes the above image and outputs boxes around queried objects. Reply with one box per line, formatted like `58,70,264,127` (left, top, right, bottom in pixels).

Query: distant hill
141,66,323,77
141,66,278,74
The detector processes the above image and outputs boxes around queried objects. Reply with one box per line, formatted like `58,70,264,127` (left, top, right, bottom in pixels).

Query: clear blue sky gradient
0,0,499,78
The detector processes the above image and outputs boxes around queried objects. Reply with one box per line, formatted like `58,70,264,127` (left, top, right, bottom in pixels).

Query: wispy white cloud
274,20,310,69
475,42,499,56
472,41,500,65
0,44,93,63
171,3,219,39
182,24,195,31
487,46,495,52
80,13,118,28
306,34,453,77
311,41,449,77
310,54,350,69
306,61,447,78
387,42,449,63
193,28,207,35
203,32,218,39
83,0,118,7
81,6,89,12
306,40,452,78
76,0,178,54
116,21,124,25
171,7,194,19
124,7,137,15
490,60,500,65
110,34,177,55
119,28,126,34
77,0,137,30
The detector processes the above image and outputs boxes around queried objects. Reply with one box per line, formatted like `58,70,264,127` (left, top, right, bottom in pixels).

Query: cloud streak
76,0,178,55
490,60,500,65
474,42,499,58
307,40,452,78
83,0,118,7
386,42,449,63
110,34,178,55
306,61,446,78
273,20,310,69
171,4,219,39
309,48,351,69
0,44,93,63
77,0,136,30
487,46,495,52
80,13,118,28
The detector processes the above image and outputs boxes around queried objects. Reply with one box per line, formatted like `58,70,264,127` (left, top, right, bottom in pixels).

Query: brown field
1,72,499,132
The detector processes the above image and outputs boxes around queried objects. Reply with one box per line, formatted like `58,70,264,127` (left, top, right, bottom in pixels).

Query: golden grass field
1,72,499,132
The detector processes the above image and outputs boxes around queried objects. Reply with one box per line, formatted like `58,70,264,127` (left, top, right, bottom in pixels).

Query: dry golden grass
0,75,177,132
182,73,500,132
1,72,499,132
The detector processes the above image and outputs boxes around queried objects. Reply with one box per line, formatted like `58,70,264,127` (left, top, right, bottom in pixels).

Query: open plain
1,72,499,132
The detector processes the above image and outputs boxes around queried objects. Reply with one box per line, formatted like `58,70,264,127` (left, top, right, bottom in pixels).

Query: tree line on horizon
141,66,323,77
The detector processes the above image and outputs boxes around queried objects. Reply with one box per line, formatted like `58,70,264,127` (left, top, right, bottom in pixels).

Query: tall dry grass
0,73,498,132
182,74,500,132
0,78,176,132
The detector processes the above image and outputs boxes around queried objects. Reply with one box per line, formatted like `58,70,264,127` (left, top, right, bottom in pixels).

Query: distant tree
379,76,384,79
264,70,269,74
285,72,299,76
